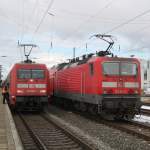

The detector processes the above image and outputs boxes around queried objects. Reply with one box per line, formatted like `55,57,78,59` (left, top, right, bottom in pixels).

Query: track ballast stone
46,105,150,150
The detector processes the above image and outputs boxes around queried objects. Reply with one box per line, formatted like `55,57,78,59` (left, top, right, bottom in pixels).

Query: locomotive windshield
32,69,45,79
103,62,137,76
121,63,137,76
103,62,119,75
17,69,45,79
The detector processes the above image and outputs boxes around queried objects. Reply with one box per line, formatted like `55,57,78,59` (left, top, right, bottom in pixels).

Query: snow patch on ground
133,115,150,124
141,105,150,110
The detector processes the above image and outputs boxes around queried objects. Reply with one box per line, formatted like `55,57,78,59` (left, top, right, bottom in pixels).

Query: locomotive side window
17,69,31,79
32,70,45,79
121,63,137,76
103,62,119,75
89,63,94,75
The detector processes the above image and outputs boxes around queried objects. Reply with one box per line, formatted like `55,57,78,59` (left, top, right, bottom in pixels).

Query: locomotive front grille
102,95,141,110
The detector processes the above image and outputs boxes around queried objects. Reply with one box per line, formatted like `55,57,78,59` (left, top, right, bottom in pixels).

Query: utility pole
18,41,37,63
73,47,76,59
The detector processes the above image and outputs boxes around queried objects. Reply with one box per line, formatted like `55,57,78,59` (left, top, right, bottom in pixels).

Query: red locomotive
49,35,141,120
5,62,50,111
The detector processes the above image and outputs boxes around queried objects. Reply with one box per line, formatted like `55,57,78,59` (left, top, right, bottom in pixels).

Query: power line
104,8,150,34
62,0,116,42
132,24,150,35
32,0,55,40
76,7,150,53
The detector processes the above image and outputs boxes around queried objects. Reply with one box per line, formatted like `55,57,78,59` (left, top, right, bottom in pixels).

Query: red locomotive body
5,63,50,111
50,56,141,119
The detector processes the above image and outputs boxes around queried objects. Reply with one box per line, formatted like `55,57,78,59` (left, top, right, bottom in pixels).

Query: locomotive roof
54,56,139,71
16,63,43,65
89,56,139,62
9,63,47,71
15,62,46,66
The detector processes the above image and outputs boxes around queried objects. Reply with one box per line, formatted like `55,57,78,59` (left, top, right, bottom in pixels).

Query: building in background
140,59,150,93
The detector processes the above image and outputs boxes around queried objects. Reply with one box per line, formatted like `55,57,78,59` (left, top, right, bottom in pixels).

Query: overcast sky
0,0,150,78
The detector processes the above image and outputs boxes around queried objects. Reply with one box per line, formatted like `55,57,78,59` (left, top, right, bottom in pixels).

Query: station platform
0,94,23,150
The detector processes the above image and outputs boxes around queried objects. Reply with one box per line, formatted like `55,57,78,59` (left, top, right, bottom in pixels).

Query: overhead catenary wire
57,0,116,57
101,8,150,55
20,0,25,42
131,24,150,35
31,0,39,19
117,46,149,59
61,0,116,43
17,0,24,61
73,7,150,55
104,8,150,34
32,0,55,41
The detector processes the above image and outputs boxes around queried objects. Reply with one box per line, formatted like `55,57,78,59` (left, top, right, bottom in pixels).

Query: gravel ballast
46,105,150,150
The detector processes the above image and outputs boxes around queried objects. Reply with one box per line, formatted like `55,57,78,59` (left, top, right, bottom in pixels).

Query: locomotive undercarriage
54,92,141,120
11,96,48,111
102,95,141,120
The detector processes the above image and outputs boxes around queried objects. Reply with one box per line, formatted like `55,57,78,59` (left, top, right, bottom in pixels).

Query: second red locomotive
49,34,142,120
49,53,141,120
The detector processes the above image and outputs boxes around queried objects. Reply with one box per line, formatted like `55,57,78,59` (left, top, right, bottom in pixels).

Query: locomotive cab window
103,62,119,75
32,69,45,79
17,69,45,79
89,63,94,75
103,62,138,76
121,63,137,76
17,69,31,79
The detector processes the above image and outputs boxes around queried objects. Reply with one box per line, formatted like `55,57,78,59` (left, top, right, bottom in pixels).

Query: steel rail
97,119,150,143
71,109,150,144
42,113,96,150
19,114,48,150
141,109,150,116
15,112,96,150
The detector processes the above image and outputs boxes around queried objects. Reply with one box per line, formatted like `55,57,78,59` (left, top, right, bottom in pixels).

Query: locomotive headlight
134,90,138,94
17,90,23,93
103,90,107,94
40,90,46,93
11,96,16,101
30,79,34,82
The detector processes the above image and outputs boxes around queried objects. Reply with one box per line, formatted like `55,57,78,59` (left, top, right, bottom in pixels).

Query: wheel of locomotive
114,114,124,120
124,114,135,120
101,111,115,120
39,105,44,112
73,101,80,111
57,97,64,107
63,99,70,110
88,104,98,115
79,102,87,112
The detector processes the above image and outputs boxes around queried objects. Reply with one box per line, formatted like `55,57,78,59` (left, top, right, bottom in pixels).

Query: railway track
142,102,150,106
71,110,150,144
86,115,150,144
141,108,150,116
52,103,150,144
103,120,150,143
13,112,95,150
